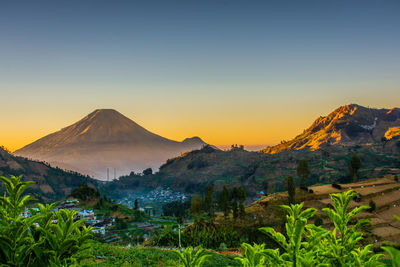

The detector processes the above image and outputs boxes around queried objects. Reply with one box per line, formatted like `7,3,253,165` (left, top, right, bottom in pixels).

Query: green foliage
382,216,400,267
78,242,240,266
0,175,93,266
382,246,400,267
350,154,361,182
297,159,310,189
236,190,385,266
235,243,270,267
287,176,296,205
239,186,246,202
203,184,214,217
153,226,179,247
71,184,99,201
232,201,238,219
163,200,191,217
182,221,242,249
368,199,376,212
314,215,323,226
190,194,203,216
218,186,230,217
239,202,245,219
143,168,153,175
173,246,211,267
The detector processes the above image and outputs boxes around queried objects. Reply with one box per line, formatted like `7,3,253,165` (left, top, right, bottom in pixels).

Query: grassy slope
78,242,240,267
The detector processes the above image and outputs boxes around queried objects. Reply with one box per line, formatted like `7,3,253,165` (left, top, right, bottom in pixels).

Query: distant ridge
0,146,97,202
14,109,208,180
261,104,400,154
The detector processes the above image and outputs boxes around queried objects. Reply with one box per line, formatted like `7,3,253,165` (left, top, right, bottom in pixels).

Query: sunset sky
1,1,400,151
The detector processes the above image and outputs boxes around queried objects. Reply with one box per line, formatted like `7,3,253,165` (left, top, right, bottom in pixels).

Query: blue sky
1,0,399,150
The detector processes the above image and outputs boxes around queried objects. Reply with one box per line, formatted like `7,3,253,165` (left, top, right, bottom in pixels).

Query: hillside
246,175,400,245
106,144,400,198
0,146,97,202
262,104,400,154
14,109,208,179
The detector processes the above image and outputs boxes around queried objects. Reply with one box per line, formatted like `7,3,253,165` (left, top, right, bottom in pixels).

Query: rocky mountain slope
0,147,97,202
262,104,400,154
14,109,207,179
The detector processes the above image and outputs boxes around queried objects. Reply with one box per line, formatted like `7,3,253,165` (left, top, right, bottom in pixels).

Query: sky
1,0,400,151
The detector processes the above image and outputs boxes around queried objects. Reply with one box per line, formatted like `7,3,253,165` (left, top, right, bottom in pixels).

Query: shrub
368,200,376,212
300,186,308,191
332,183,342,189
71,184,99,201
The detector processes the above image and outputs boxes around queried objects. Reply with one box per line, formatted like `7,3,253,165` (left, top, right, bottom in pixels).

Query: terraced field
246,175,400,245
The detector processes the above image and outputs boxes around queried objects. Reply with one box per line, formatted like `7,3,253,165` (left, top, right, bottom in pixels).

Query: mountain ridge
261,104,400,154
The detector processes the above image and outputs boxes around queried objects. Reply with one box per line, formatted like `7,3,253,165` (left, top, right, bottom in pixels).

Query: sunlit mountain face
14,109,208,180
262,104,400,154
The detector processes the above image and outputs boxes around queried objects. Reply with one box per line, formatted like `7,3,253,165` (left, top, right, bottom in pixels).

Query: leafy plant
235,243,272,267
0,175,93,266
173,246,211,267
382,216,400,267
236,190,385,266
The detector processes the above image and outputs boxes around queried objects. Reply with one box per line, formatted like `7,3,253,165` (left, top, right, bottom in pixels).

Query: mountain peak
14,110,209,179
262,104,400,154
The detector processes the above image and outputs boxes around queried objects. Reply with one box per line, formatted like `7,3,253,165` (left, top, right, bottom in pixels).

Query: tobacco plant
236,190,387,266
0,175,93,266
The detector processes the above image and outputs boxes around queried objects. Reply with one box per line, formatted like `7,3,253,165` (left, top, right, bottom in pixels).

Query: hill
245,175,400,245
0,146,97,202
106,144,400,198
262,104,400,154
14,109,208,179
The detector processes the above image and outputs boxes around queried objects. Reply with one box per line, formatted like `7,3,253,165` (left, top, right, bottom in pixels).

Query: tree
350,154,361,182
203,184,214,217
189,194,203,216
297,159,310,189
239,187,246,203
231,187,239,201
239,202,245,219
218,186,230,218
262,180,269,195
143,168,153,175
232,201,238,220
287,176,296,205
71,184,99,201
134,199,139,210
